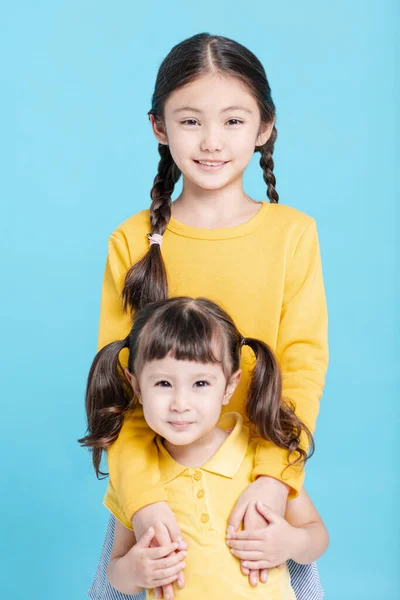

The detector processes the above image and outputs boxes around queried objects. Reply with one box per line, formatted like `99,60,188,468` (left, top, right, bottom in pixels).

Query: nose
200,125,223,153
170,388,191,413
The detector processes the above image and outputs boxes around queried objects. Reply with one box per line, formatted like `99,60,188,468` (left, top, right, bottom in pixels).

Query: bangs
134,302,229,373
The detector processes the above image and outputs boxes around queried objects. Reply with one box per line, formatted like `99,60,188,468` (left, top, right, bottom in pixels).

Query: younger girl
91,31,328,600
80,297,328,599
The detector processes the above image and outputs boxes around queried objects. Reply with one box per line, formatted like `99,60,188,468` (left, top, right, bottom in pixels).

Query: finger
136,526,155,548
153,586,162,599
152,576,179,591
227,539,262,551
155,560,186,580
152,550,187,569
175,536,188,551
231,549,264,560
260,568,269,582
154,522,173,546
166,519,184,544
148,542,179,559
248,569,260,587
177,570,185,588
162,582,174,600
227,529,265,540
255,501,279,524
160,583,173,600
243,560,274,570
244,503,269,528
228,500,247,532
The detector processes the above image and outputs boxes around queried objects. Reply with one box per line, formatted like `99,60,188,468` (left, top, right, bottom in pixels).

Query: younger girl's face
127,353,240,449
151,73,273,192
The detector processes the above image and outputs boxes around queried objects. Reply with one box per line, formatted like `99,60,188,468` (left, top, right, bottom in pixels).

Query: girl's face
151,73,273,192
127,353,240,450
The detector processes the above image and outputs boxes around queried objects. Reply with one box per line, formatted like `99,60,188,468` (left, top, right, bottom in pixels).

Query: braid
259,125,279,204
149,143,181,234
122,143,181,314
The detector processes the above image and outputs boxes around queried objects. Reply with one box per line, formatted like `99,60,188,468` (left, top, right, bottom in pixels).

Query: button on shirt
104,413,295,600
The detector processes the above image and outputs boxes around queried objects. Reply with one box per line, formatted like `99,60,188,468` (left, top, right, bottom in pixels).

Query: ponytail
78,337,133,478
258,125,279,204
122,143,181,314
243,337,314,468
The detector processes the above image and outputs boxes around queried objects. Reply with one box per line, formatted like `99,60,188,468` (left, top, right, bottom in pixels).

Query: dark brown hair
122,33,278,314
78,297,313,478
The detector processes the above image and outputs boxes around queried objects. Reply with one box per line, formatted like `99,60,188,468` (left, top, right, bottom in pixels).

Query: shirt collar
156,412,249,484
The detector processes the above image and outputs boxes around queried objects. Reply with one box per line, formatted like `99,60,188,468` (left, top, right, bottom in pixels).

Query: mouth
194,160,229,171
168,421,194,431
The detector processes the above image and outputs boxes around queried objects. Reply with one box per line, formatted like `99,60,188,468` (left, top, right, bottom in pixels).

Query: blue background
1,1,398,598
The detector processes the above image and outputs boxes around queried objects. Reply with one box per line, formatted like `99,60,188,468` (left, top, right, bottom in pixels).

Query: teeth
198,161,225,166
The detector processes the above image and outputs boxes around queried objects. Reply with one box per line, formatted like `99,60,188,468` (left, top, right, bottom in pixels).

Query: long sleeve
99,232,167,522
252,220,329,498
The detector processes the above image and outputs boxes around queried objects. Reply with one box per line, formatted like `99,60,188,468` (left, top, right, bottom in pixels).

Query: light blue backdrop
1,1,398,598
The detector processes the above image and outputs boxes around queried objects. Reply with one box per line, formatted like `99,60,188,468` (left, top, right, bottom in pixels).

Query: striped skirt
88,516,324,599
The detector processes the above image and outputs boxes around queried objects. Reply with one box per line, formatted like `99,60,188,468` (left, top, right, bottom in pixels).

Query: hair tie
240,337,247,347
123,335,130,349
147,233,163,248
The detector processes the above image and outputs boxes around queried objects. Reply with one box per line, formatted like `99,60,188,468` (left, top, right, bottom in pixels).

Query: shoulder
106,209,151,263
111,209,151,241
264,203,316,231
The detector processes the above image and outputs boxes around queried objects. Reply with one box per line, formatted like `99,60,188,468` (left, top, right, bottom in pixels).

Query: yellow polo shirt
104,412,296,600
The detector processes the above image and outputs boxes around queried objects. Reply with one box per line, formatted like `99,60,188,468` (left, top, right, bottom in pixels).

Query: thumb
228,499,247,532
256,501,280,524
136,526,155,548
167,521,187,550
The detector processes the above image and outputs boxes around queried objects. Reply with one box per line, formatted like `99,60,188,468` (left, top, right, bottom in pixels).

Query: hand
227,501,296,569
123,527,187,590
227,476,289,585
133,502,187,599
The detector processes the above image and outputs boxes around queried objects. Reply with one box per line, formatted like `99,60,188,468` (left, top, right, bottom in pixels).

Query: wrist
107,556,143,595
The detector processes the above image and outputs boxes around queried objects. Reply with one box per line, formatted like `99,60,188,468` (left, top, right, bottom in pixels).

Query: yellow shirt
100,201,328,519
105,413,296,600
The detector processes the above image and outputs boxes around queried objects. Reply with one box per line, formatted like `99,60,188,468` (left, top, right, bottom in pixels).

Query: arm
226,490,329,568
100,232,186,599
253,219,329,497
107,519,186,595
228,220,328,583
284,488,329,564
100,231,168,518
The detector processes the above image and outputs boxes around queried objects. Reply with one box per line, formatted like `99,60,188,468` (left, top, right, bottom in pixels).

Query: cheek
142,398,164,425
169,134,196,164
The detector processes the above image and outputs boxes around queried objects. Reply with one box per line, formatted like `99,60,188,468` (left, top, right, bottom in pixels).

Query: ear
256,120,275,148
223,369,242,405
149,114,168,145
124,369,142,403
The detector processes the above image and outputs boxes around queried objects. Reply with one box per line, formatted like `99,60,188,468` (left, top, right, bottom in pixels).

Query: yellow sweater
99,201,328,522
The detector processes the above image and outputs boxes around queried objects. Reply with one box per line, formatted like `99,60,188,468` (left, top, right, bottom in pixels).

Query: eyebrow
148,373,218,381
172,105,253,115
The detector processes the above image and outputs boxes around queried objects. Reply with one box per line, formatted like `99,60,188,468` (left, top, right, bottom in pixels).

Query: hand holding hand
227,477,289,585
227,501,297,570
124,527,187,592
133,502,187,599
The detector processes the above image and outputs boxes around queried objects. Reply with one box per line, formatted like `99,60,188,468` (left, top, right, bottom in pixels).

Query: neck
164,426,228,467
172,177,261,229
